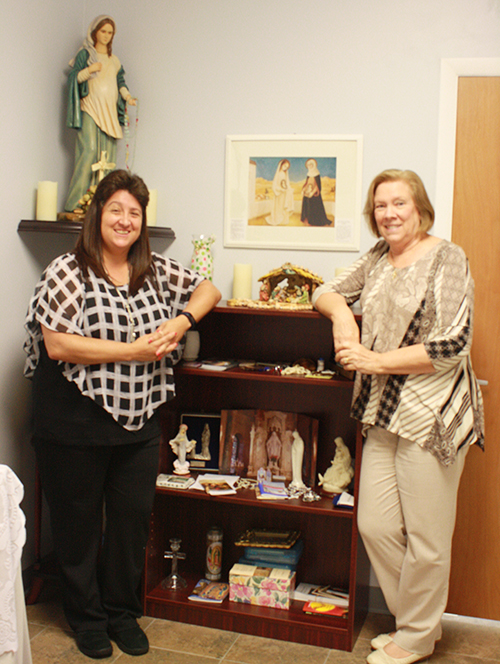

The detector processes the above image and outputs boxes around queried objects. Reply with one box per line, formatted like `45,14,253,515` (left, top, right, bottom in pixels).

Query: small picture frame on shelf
219,409,318,485
180,413,221,472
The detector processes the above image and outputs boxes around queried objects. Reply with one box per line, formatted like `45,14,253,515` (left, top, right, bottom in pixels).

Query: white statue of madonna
169,424,196,475
289,430,306,489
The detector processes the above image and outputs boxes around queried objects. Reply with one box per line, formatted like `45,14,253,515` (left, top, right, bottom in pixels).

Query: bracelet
179,311,197,330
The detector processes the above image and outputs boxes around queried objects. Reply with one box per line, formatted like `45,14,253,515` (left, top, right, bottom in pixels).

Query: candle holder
161,537,187,590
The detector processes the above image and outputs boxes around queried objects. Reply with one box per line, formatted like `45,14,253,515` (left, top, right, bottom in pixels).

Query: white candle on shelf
232,264,253,299
147,189,157,226
36,181,58,221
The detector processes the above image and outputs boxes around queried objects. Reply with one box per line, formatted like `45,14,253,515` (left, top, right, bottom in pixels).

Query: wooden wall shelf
144,305,369,651
18,220,175,241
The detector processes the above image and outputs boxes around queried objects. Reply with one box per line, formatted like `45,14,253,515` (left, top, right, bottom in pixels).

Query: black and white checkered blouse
24,252,204,430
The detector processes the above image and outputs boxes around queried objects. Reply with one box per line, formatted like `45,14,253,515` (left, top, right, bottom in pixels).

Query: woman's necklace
104,264,137,342
117,288,137,342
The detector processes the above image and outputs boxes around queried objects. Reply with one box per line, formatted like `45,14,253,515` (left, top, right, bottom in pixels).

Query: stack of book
238,538,304,571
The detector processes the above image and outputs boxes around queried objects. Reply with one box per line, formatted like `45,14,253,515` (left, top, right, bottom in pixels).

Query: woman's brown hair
74,170,155,295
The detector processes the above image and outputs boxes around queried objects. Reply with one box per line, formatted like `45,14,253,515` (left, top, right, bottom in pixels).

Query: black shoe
75,631,113,659
109,625,149,656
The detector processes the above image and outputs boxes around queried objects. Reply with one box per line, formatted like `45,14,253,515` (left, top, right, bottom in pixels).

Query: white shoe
370,633,393,650
366,648,433,664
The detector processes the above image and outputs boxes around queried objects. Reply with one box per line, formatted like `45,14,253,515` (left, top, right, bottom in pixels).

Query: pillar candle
147,189,157,226
36,181,58,221
232,264,253,299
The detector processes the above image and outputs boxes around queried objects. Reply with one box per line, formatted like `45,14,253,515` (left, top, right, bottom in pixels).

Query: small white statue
169,424,197,475
289,430,306,489
318,437,354,494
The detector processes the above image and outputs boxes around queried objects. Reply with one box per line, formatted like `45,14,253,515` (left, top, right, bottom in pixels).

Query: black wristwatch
180,311,197,330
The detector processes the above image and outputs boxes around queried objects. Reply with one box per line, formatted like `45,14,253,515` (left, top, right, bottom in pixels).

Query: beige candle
36,181,58,221
335,267,347,277
232,264,253,299
146,189,157,226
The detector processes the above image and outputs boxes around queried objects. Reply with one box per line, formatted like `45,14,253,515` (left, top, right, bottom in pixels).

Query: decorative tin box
229,563,296,610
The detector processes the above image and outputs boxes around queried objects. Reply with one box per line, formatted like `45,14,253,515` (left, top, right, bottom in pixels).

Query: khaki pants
358,426,467,655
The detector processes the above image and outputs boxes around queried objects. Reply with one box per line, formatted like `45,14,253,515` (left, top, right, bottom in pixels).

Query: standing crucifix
161,537,187,589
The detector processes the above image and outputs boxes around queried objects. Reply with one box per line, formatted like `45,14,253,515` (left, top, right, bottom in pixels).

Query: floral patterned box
229,564,296,610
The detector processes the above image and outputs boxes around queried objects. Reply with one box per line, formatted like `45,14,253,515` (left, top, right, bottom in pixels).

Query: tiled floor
26,586,500,664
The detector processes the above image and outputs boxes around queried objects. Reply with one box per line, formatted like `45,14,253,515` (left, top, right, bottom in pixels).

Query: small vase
191,234,215,281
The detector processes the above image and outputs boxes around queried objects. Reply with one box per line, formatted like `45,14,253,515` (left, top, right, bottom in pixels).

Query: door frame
435,57,500,241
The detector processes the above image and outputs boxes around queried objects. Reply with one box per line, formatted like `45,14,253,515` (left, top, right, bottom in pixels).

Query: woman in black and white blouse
24,170,220,659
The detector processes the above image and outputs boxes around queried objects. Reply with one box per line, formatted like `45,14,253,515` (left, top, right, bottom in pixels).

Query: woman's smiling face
373,180,422,249
100,190,143,257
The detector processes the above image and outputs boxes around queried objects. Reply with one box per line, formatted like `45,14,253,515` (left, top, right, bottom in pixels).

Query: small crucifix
161,537,187,590
91,150,116,182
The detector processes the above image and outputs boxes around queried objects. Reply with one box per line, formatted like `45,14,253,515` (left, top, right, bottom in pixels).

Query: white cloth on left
0,465,31,662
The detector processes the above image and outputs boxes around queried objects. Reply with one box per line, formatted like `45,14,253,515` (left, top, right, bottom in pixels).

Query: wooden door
447,76,500,619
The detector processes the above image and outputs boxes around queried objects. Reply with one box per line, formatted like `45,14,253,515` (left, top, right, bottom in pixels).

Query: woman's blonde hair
363,169,435,237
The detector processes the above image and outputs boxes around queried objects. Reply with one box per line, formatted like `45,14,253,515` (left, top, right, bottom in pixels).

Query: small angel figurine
318,437,354,494
169,424,197,475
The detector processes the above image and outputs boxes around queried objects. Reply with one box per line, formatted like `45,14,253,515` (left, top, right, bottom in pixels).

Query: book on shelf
255,480,288,500
234,529,300,549
238,557,297,571
156,474,195,489
291,582,349,607
188,579,229,603
243,539,304,565
303,601,348,617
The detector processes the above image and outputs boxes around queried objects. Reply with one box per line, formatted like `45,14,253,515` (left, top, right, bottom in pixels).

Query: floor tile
224,633,330,664
436,614,500,661
325,637,373,663
30,626,120,664
145,618,237,659
113,647,221,663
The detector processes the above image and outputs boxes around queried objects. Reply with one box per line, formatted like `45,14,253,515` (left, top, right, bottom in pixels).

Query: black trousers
34,437,160,634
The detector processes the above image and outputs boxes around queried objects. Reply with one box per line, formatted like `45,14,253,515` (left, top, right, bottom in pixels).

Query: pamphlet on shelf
199,477,237,495
291,582,349,607
256,480,288,500
333,492,354,508
190,474,239,495
156,474,195,489
303,601,347,617
188,579,229,603
194,359,239,371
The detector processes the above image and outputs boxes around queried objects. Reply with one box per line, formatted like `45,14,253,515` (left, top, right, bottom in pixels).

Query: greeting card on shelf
188,579,229,603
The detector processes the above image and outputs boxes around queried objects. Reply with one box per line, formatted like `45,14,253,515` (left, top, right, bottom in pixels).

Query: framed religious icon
180,413,221,472
224,134,363,251
219,409,318,485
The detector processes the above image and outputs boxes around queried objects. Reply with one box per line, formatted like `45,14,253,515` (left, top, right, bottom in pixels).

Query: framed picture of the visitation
224,134,363,251
180,413,221,473
219,409,318,486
